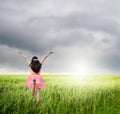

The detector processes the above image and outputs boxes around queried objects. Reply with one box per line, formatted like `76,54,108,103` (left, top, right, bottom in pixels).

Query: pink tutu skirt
26,75,46,89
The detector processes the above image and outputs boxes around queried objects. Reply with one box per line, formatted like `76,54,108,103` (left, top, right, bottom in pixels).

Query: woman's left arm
40,52,53,64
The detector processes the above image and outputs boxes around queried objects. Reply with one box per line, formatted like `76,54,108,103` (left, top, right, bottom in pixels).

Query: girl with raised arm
19,51,53,103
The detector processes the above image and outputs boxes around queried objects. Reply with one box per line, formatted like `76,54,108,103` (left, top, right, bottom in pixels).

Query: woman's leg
36,88,41,103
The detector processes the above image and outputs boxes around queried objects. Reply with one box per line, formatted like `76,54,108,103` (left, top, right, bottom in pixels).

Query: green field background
0,74,120,114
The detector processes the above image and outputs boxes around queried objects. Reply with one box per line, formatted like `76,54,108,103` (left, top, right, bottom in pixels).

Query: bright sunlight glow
70,62,96,79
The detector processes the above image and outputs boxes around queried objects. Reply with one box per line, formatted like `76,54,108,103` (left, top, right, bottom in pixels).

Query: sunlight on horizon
69,62,96,79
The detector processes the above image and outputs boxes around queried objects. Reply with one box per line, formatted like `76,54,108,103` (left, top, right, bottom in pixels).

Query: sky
0,0,120,75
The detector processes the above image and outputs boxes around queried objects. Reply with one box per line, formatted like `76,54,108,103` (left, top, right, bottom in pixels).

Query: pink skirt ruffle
25,75,46,89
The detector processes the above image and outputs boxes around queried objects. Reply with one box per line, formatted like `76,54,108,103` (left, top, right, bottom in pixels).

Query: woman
19,51,53,103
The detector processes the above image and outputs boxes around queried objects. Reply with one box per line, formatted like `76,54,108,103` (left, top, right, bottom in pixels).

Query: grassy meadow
0,74,120,114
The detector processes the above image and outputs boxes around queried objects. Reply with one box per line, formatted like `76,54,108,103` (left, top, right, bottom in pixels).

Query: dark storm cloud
0,30,46,52
0,12,97,52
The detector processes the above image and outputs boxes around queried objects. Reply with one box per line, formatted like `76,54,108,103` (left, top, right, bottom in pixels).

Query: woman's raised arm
40,52,53,64
19,51,30,66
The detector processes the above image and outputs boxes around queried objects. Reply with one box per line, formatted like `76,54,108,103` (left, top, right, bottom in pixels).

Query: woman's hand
19,51,22,54
49,51,53,54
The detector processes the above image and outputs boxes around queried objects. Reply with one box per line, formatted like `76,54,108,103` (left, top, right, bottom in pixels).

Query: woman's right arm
19,51,30,66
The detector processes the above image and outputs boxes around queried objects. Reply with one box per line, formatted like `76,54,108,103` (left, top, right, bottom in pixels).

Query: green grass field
0,74,120,114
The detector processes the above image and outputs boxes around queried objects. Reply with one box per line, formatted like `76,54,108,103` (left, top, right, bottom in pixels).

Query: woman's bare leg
36,89,40,103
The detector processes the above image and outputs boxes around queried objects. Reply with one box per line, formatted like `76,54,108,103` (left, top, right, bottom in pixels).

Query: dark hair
30,56,41,73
